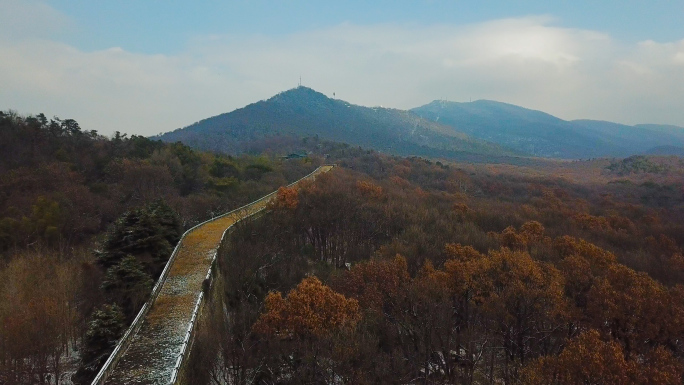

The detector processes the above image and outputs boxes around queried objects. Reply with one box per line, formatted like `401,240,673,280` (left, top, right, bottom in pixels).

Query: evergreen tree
73,304,125,384
96,200,181,277
101,256,154,320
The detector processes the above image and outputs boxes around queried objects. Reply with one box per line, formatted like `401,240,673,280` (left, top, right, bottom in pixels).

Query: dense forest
3,109,684,384
188,150,684,384
0,111,318,384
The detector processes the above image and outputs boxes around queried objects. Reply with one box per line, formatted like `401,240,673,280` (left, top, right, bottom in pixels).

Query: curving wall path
92,165,333,385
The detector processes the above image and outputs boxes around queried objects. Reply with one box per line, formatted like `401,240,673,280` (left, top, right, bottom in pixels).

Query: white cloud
1,16,683,136
675,52,684,64
0,0,72,39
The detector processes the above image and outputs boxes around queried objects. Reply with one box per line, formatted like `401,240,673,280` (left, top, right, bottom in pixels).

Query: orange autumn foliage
272,186,299,210
253,277,360,338
520,220,545,243
330,255,410,313
501,226,528,250
553,235,617,267
586,264,668,357
495,221,547,251
480,248,569,333
521,329,683,385
443,244,489,300
415,259,450,300
444,243,484,263
573,212,613,232
355,180,383,199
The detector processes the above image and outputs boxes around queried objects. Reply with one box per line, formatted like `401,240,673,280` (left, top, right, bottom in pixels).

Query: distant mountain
156,87,520,162
643,146,684,157
158,89,684,161
412,100,684,159
570,120,684,157
635,124,684,142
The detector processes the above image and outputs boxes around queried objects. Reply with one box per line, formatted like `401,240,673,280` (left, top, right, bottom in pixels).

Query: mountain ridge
157,87,684,161
412,99,684,159
156,87,521,162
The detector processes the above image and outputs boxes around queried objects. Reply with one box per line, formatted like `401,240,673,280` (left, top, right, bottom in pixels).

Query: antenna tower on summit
299,76,302,87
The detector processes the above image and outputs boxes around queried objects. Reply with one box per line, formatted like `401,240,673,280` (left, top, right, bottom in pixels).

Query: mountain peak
157,86,511,161
269,86,332,104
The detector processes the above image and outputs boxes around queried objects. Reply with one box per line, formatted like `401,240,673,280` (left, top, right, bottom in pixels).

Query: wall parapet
91,165,333,385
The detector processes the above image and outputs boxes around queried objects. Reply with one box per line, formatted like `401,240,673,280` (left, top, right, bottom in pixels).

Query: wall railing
91,165,333,385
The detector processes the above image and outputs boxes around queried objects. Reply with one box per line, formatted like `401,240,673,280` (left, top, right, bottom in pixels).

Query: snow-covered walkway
96,165,332,384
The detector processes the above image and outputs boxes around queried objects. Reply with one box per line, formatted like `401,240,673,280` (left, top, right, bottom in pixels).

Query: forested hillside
188,151,684,384
156,87,523,163
412,100,684,159
158,87,684,162
0,111,319,384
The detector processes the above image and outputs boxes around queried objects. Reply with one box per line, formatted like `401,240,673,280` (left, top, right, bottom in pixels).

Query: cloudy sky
1,0,683,136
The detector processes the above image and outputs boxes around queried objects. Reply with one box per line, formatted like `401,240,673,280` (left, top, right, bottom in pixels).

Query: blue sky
1,0,683,135
49,1,684,52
